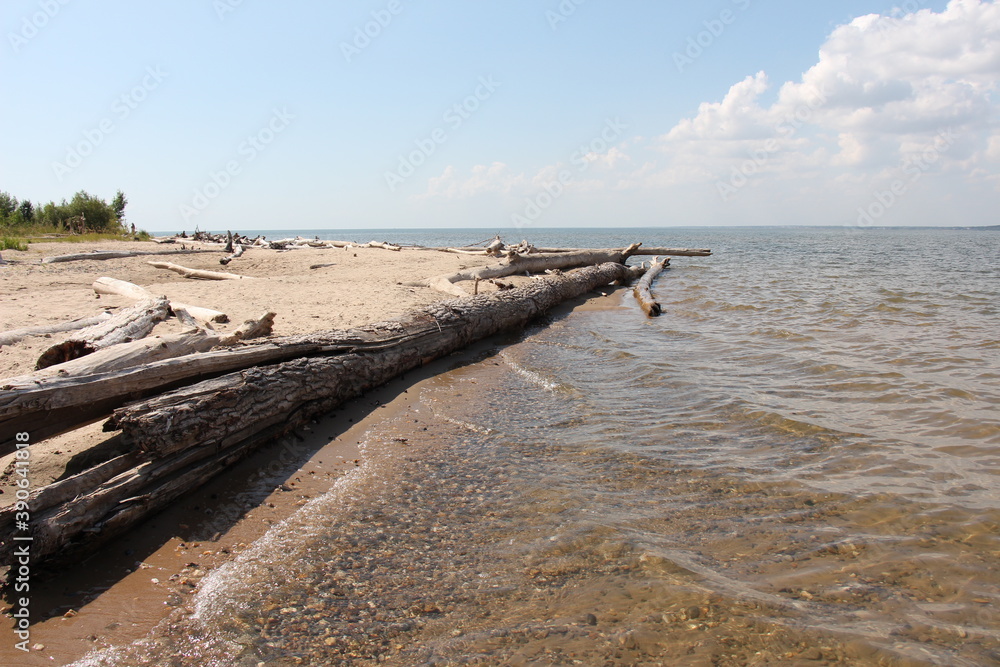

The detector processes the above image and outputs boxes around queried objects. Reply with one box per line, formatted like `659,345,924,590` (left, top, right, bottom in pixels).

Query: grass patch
1,237,28,251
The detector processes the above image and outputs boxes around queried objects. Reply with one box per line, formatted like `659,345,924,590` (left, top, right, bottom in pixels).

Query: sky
1,0,997,232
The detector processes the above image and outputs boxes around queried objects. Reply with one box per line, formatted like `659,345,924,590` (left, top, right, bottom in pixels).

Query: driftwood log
219,244,245,265
12,313,275,382
35,297,171,369
94,277,229,324
0,261,643,563
147,261,248,281
41,249,215,264
428,245,641,297
634,257,669,317
0,312,113,347
532,247,711,257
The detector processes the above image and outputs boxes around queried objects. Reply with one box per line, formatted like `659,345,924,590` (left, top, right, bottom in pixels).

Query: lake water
75,227,1000,666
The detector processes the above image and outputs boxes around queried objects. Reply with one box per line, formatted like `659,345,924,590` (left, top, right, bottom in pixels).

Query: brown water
69,227,1000,665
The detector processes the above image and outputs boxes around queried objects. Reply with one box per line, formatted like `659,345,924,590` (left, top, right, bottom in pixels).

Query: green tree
18,200,34,223
0,191,17,219
112,190,128,226
66,190,116,232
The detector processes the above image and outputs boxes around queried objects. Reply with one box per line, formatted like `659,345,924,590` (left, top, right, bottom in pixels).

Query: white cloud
418,1,999,225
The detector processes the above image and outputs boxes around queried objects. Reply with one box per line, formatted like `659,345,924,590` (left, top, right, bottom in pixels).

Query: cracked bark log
93,277,229,324
0,312,112,347
147,261,248,281
35,297,171,369
0,262,644,563
634,257,669,317
427,244,641,297
0,265,638,453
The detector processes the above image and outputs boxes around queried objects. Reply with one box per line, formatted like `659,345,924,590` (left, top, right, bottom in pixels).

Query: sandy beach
0,238,511,664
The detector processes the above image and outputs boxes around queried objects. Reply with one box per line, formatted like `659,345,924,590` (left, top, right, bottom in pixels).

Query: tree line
0,189,128,233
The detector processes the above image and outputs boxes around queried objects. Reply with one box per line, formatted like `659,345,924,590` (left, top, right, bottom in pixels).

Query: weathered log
93,277,229,324
109,262,644,458
634,257,669,317
2,263,646,564
0,263,642,454
147,261,248,281
35,297,171,369
219,243,245,265
40,249,215,263
9,312,274,382
364,241,402,251
0,312,112,347
427,245,641,297
533,247,711,257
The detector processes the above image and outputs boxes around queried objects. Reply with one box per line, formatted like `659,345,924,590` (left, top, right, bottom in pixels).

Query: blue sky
2,0,997,232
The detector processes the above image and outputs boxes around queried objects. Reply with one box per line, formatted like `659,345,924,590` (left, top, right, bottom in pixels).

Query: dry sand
0,238,509,665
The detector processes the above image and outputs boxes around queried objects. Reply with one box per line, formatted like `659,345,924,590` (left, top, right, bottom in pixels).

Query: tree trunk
0,312,113,347
634,257,669,317
93,277,229,324
10,313,275,382
427,245,640,297
532,247,711,256
147,261,248,281
35,297,171,369
0,262,643,564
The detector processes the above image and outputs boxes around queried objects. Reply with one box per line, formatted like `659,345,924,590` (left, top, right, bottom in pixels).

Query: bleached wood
35,297,171,369
147,261,248,280
0,312,112,347
93,277,229,324
634,257,669,317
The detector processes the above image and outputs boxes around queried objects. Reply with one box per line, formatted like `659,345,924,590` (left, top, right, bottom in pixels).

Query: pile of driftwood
0,239,709,565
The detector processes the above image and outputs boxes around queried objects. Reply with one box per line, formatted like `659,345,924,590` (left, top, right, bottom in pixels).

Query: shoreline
0,239,631,665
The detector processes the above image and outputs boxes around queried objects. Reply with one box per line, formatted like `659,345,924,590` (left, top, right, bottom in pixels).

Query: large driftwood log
147,261,248,281
533,247,711,257
93,277,229,324
0,312,112,347
427,245,641,297
41,249,215,264
0,263,641,456
35,297,171,369
0,262,644,563
634,257,669,317
10,313,275,382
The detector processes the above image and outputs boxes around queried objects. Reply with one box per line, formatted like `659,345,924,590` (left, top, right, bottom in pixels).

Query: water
75,227,1000,666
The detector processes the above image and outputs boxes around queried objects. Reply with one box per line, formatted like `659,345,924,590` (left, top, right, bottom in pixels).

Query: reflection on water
73,228,1000,666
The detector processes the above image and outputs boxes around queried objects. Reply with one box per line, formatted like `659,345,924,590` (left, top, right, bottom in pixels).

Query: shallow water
74,227,1000,665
